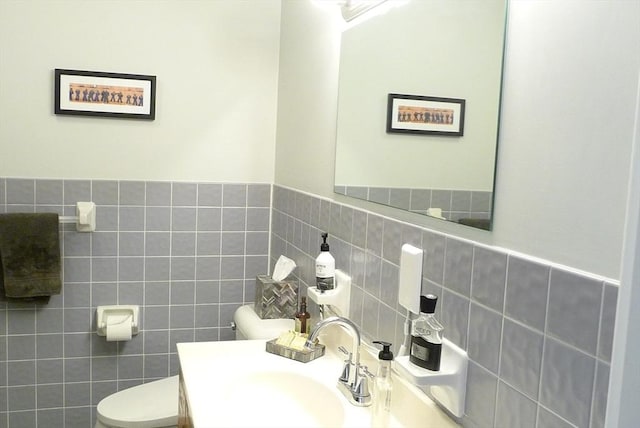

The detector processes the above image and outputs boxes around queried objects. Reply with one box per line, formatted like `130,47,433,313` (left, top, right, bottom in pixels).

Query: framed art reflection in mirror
386,93,465,136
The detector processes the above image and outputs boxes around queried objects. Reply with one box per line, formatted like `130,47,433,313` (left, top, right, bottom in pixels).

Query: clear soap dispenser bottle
372,340,394,428
410,294,443,371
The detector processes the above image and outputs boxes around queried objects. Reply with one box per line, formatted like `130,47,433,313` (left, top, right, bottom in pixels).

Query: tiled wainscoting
0,178,269,427
270,185,617,428
334,185,492,222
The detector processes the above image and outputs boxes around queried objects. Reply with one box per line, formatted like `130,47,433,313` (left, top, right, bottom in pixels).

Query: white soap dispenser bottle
372,340,394,428
315,232,335,291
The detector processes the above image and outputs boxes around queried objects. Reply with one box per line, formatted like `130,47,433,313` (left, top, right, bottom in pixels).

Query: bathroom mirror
334,0,508,230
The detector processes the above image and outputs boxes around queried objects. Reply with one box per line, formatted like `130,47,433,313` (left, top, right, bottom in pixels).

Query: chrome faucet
305,316,371,407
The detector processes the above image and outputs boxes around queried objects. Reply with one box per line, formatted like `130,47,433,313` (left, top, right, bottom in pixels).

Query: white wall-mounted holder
394,338,468,418
426,207,447,220
59,201,97,232
76,201,96,232
398,243,423,314
96,305,139,341
307,269,351,317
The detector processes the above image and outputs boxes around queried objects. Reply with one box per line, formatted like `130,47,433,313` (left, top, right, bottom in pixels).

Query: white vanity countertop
177,335,459,428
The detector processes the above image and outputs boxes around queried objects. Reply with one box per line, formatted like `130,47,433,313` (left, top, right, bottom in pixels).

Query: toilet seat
96,375,179,428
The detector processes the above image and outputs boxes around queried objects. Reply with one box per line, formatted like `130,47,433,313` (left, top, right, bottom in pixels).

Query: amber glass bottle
295,296,311,335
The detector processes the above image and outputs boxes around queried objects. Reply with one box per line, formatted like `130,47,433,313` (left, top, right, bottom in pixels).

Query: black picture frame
54,69,156,120
386,93,465,136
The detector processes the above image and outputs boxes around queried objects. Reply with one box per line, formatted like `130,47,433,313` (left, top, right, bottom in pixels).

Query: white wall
275,0,640,280
493,0,639,280
274,0,342,197
0,0,281,183
607,69,640,428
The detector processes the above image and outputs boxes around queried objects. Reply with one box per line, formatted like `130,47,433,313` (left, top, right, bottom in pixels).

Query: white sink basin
225,371,345,427
178,339,367,427
177,337,459,428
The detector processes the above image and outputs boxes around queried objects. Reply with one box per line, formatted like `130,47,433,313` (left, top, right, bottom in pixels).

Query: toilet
232,303,294,340
94,376,179,428
94,304,294,428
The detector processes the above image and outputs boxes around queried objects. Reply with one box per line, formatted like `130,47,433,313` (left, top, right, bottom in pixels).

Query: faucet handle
338,346,355,384
338,346,354,363
353,364,372,402
340,360,351,384
360,365,374,379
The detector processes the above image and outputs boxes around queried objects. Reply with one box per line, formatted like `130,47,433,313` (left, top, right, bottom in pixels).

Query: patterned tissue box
254,275,298,319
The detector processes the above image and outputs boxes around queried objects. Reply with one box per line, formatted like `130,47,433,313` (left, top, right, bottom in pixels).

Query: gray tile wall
0,178,270,427
271,185,616,428
335,185,493,221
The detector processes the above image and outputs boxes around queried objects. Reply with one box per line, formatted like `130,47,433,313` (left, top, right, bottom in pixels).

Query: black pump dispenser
320,232,330,251
372,340,394,426
373,341,394,361
421,294,437,314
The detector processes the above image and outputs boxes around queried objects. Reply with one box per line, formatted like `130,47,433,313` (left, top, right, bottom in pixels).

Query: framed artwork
386,93,465,136
54,69,156,120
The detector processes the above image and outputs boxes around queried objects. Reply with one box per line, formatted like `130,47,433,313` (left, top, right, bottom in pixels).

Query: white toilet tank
233,304,294,340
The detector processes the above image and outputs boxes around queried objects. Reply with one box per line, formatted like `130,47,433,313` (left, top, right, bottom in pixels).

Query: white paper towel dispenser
96,305,139,341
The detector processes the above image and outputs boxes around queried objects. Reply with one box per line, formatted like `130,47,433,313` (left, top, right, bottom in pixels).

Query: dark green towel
0,213,62,300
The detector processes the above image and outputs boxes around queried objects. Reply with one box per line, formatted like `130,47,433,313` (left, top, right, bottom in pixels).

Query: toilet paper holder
96,305,140,338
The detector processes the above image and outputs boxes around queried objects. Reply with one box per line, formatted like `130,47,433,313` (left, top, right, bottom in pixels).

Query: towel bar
59,216,79,224
59,202,96,232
